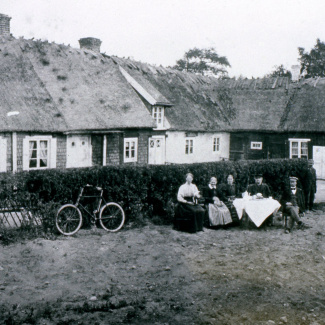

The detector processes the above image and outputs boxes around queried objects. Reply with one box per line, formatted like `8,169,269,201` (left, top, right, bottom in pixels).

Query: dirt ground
1,205,325,325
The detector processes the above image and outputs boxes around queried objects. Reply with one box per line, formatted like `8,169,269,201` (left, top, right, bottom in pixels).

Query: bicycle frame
75,186,107,222
56,184,125,235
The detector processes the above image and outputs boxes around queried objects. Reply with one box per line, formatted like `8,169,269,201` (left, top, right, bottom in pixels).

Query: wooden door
66,135,92,168
148,136,165,165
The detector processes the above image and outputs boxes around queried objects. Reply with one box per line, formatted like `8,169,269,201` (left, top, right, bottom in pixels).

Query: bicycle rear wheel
99,203,125,232
56,204,83,236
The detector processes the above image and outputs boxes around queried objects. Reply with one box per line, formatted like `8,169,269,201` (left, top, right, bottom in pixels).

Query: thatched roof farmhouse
1,13,325,177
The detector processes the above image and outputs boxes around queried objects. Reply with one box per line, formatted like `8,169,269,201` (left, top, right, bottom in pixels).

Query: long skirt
174,203,204,233
224,200,240,224
208,202,232,226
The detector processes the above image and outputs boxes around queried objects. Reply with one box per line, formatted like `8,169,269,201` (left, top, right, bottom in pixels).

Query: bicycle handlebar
84,184,103,191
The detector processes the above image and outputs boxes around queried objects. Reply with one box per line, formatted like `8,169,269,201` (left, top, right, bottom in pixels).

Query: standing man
305,159,317,212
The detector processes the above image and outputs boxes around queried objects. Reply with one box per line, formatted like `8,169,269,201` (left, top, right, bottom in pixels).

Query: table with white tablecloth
233,197,281,227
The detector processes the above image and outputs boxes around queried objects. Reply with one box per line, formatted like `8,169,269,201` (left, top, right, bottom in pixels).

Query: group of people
174,159,317,234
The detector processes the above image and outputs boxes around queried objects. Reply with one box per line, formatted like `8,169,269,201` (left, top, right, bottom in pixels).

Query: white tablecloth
233,198,281,227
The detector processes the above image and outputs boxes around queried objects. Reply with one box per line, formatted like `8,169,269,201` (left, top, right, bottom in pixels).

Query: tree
265,64,292,79
298,39,325,78
173,47,230,78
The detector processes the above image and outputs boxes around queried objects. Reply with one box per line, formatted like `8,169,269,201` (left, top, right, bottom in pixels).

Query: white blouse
177,183,200,203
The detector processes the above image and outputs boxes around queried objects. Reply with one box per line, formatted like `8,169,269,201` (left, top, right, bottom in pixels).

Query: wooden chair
173,202,192,231
282,210,305,229
173,198,207,231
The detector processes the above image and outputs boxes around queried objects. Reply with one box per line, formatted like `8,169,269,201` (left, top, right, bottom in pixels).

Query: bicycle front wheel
99,203,125,232
56,204,83,236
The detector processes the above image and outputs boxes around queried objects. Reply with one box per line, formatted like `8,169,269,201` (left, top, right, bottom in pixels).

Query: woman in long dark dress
202,177,232,226
219,174,241,224
174,173,205,233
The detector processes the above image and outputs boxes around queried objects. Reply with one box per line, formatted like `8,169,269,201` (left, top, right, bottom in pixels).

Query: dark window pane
29,159,37,168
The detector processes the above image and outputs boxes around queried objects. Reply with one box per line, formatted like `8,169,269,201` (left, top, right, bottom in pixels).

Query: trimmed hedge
0,158,309,227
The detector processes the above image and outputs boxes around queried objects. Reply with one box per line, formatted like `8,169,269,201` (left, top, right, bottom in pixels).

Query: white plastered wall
165,131,230,164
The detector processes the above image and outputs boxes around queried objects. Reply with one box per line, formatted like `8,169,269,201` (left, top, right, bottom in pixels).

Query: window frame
213,136,220,152
124,137,138,163
23,135,56,171
250,141,263,150
185,138,194,155
289,138,310,159
152,106,164,129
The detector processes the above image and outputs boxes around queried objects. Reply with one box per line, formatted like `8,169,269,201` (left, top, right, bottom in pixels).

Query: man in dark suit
305,159,317,212
247,174,271,198
281,176,309,234
246,174,273,226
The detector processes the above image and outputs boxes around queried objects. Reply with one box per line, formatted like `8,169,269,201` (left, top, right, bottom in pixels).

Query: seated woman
202,177,232,227
218,174,241,224
174,173,205,233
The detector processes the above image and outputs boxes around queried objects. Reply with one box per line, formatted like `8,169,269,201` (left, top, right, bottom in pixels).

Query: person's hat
254,174,263,178
289,176,298,181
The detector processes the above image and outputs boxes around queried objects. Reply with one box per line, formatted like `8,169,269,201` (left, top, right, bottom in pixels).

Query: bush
0,159,309,234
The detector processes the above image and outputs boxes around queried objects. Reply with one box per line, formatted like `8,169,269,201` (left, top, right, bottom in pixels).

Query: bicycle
56,185,125,236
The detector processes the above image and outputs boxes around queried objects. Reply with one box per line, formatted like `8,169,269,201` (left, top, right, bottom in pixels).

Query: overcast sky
1,0,325,78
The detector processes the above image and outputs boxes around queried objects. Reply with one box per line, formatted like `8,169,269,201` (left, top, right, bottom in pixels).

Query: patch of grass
41,58,50,66
0,303,54,325
0,200,59,245
0,225,54,246
57,75,67,81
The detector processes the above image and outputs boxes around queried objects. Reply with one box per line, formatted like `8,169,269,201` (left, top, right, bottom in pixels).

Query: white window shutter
50,138,57,168
0,138,7,172
22,137,30,171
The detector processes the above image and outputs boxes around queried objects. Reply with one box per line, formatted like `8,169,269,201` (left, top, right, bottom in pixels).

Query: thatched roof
0,37,155,132
1,36,325,135
281,78,325,133
115,56,325,134
115,57,235,132
116,57,297,132
0,37,67,132
220,78,293,132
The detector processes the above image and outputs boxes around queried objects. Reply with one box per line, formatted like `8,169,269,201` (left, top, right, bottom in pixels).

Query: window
29,140,48,168
23,136,56,170
185,138,193,155
124,138,138,162
213,137,220,152
251,141,263,150
152,106,164,129
289,138,310,159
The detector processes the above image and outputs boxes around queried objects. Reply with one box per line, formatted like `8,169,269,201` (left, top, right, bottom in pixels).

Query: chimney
0,13,11,36
291,65,301,82
78,37,102,52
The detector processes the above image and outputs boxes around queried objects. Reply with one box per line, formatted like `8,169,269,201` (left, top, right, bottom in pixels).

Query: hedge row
0,159,309,228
